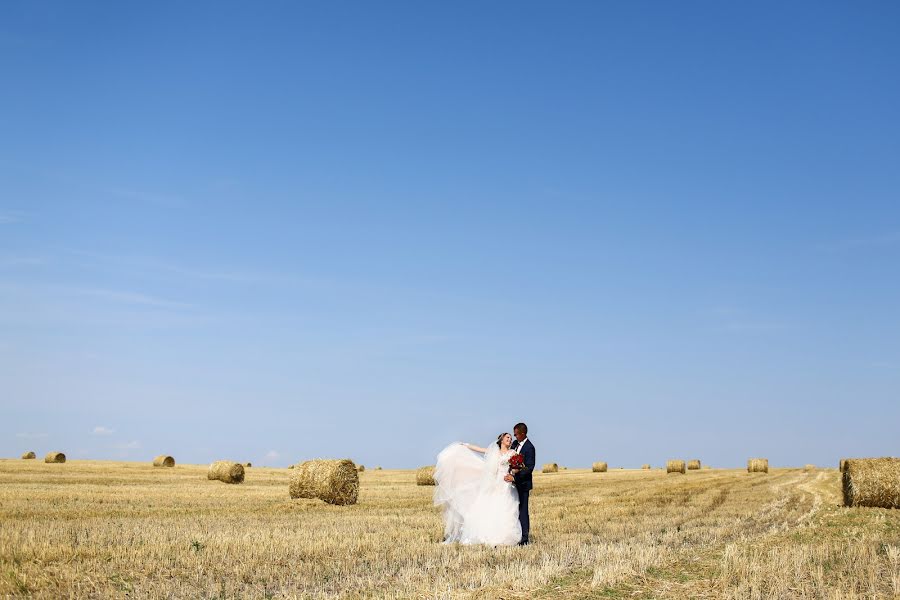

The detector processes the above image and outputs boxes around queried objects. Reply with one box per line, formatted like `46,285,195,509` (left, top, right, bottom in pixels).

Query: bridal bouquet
508,453,524,472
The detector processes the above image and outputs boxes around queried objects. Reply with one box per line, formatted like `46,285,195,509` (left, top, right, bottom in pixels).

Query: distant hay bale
289,459,359,505
153,455,175,468
375,466,382,470
747,458,769,473
44,452,66,463
416,466,436,486
687,459,701,470
542,463,559,473
562,466,568,470
804,464,815,471
207,460,245,484
842,458,900,509
666,460,685,474
592,462,608,473
288,464,295,469
21,451,36,460
641,464,651,470
357,465,365,472
245,462,252,467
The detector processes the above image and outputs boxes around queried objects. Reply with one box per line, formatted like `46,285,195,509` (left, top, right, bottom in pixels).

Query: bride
433,432,522,546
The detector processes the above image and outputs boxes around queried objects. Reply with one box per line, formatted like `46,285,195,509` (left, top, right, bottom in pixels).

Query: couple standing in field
433,422,536,546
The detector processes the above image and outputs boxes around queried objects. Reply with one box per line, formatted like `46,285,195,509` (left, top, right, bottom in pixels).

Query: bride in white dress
433,432,522,546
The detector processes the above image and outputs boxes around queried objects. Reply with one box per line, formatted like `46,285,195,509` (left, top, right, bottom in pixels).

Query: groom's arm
514,444,535,483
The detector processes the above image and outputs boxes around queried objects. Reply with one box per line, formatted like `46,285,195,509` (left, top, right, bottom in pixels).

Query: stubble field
1,459,898,599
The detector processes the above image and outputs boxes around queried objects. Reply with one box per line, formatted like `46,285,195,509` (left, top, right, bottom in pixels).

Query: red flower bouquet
508,453,524,472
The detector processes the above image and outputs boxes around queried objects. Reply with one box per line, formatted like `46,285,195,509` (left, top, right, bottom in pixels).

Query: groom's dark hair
514,422,527,435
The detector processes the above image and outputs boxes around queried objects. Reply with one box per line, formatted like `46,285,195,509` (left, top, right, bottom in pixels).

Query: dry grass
0,460,897,599
667,459,686,474
592,462,608,473
415,466,436,486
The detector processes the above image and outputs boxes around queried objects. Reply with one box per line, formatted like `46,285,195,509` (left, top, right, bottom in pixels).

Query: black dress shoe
517,540,530,546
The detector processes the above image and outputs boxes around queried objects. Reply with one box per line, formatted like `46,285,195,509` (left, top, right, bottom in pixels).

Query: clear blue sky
2,2,899,469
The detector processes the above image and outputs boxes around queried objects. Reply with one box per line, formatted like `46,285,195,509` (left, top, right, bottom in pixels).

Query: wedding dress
433,442,522,546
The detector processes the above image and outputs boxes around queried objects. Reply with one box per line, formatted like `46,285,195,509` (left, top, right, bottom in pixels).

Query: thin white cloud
74,288,193,310
264,450,280,460
115,440,140,450
0,256,46,268
91,426,114,436
16,431,48,439
820,231,900,252
0,210,25,224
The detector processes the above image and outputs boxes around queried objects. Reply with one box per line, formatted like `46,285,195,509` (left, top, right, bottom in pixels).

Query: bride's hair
496,432,510,448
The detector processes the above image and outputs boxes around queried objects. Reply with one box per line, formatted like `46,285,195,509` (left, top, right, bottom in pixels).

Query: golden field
1,459,899,599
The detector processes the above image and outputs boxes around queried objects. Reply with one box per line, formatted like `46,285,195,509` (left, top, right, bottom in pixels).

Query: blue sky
2,2,899,469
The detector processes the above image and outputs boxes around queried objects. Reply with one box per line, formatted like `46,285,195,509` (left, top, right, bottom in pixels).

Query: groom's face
514,429,526,442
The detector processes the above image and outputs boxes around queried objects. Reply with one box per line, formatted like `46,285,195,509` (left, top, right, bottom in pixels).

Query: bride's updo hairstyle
496,433,510,448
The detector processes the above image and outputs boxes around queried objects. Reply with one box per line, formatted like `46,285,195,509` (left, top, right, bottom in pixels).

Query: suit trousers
516,488,530,543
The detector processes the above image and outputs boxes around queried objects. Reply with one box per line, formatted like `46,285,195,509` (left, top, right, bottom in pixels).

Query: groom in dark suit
505,422,535,545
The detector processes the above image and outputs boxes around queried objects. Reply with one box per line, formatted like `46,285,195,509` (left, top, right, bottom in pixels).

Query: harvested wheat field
1,460,898,599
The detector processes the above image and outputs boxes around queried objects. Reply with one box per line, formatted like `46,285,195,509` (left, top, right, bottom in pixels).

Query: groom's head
513,422,527,442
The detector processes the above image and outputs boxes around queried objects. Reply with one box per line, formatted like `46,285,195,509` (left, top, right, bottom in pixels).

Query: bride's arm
461,443,487,454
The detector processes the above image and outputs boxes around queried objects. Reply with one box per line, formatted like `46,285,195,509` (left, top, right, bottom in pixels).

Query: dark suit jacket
511,438,535,492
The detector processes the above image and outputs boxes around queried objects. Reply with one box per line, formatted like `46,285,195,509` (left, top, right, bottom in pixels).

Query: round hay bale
44,452,66,464
804,464,815,472
747,458,769,473
842,457,900,508
289,459,359,505
357,464,365,472
641,464,651,470
21,451,36,460
245,462,252,467
375,466,383,470
666,460,685,474
416,466,436,486
153,455,175,467
592,461,608,473
207,460,245,484
542,463,558,473
687,459,701,470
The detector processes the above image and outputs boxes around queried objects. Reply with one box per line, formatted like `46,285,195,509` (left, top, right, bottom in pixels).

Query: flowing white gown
433,442,522,546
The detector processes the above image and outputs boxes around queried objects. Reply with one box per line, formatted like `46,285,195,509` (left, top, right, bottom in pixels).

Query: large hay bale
666,460,685,474
289,459,359,506
44,452,66,463
747,458,769,473
416,466,436,485
208,460,245,484
687,459,701,470
542,463,559,473
842,458,900,509
357,464,365,472
21,451,36,460
592,461,608,473
153,455,175,467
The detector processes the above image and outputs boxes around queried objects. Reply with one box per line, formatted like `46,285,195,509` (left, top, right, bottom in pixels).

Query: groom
505,422,535,545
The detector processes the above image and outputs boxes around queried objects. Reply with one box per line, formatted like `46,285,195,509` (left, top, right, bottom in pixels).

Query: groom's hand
504,474,514,483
